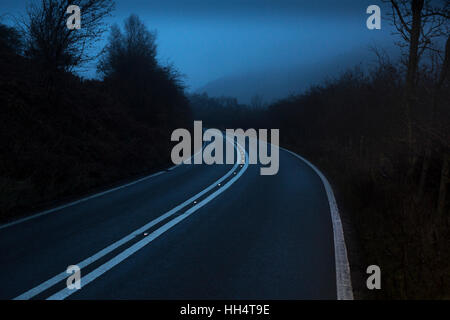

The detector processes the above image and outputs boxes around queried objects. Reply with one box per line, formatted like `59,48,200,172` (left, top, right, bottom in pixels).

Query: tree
97,14,160,113
385,0,448,89
21,0,114,71
0,23,22,55
97,14,158,79
383,0,449,176
418,34,449,198
98,15,189,126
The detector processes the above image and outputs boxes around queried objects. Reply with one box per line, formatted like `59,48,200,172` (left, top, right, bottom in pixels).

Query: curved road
0,137,352,300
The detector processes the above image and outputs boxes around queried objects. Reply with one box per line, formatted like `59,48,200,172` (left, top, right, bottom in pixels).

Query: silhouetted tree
97,14,158,83
383,0,449,175
21,0,114,71
0,23,22,55
98,14,189,126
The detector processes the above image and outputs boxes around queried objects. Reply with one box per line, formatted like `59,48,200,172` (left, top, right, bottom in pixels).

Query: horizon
1,0,397,101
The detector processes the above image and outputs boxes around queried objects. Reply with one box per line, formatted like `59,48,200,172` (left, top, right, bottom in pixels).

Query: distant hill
195,49,387,105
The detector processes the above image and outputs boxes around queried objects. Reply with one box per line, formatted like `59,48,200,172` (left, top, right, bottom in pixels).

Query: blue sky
1,0,395,92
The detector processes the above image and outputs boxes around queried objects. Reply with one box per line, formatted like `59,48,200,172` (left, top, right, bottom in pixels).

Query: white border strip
0,171,164,231
281,147,354,300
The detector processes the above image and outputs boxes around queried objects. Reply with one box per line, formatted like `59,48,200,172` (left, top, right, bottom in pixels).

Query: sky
1,0,397,98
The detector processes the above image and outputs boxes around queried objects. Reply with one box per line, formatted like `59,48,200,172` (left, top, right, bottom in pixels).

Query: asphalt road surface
0,136,352,300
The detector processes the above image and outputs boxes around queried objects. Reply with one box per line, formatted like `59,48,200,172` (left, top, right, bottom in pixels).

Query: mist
1,0,397,102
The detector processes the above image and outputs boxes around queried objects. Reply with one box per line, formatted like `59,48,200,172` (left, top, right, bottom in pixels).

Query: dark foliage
98,15,190,127
266,63,450,299
189,93,265,129
0,17,192,221
0,23,22,55
21,0,114,71
191,60,450,298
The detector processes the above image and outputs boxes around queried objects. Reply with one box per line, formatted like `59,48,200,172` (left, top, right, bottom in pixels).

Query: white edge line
0,171,164,231
14,136,241,300
280,147,354,300
0,145,206,230
47,140,249,300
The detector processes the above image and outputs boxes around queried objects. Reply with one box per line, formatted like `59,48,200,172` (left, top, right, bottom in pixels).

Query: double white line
15,136,249,300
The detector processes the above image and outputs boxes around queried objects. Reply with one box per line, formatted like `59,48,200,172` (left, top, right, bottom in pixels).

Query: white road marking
0,144,207,231
0,171,164,231
11,135,350,299
48,141,249,300
280,147,354,300
14,135,245,300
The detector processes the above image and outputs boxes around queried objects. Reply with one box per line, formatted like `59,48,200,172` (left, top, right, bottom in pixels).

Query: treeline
266,61,450,299
0,1,191,221
266,0,450,298
192,1,450,299
195,54,449,299
189,93,265,129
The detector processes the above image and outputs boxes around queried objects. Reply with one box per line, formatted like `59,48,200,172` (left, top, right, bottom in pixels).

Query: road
0,136,352,300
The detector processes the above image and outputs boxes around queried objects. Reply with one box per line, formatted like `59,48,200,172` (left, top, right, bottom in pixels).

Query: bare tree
386,0,448,80
21,0,114,71
383,0,449,176
418,34,449,198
